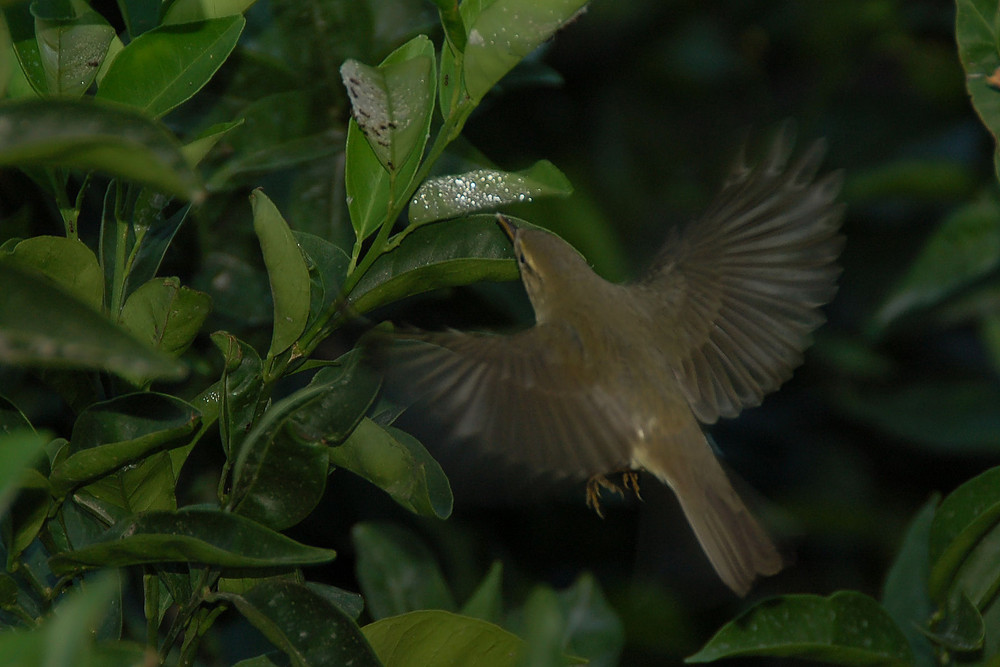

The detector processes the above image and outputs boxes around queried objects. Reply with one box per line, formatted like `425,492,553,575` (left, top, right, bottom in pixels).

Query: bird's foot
585,471,642,518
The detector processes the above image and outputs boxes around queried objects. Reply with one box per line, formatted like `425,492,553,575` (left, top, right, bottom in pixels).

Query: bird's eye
517,249,536,274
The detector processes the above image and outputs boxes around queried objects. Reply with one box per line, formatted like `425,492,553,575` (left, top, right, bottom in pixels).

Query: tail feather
638,422,783,596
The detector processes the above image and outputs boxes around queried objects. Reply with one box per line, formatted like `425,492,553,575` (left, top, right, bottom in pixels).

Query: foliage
3,0,1000,666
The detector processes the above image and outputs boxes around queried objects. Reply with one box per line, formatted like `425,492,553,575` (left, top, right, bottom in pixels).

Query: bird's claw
585,471,642,518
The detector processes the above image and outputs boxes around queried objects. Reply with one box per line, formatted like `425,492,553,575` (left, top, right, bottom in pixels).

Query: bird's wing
372,324,635,479
641,126,844,424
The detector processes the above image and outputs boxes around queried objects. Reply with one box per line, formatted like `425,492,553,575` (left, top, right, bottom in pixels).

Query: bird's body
380,127,844,596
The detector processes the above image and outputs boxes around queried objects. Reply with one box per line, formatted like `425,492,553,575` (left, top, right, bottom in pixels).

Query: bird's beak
496,213,517,243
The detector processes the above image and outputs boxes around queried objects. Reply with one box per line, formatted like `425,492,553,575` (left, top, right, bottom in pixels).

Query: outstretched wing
371,325,635,479
642,126,844,424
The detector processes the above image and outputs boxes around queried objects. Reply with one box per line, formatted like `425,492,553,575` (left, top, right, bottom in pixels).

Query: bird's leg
586,471,642,517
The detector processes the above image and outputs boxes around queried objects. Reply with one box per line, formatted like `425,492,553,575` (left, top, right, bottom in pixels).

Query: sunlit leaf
48,506,336,575
329,418,452,519
350,214,518,314
5,3,48,94
0,98,203,200
408,160,572,225
161,0,257,25
96,16,245,119
0,264,185,383
33,1,115,97
352,522,456,620
686,592,913,666
250,189,310,358
363,610,526,667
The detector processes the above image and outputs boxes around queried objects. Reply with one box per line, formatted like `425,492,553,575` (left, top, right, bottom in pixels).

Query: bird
374,126,844,596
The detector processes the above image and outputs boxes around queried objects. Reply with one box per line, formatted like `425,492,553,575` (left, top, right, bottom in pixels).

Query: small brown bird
381,127,844,596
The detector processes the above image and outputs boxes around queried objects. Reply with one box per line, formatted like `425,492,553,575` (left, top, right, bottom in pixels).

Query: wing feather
642,126,844,423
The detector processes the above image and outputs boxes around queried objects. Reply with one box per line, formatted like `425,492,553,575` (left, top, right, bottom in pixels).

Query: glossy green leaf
874,198,1000,330
0,429,47,518
220,579,381,667
0,263,185,383
350,214,518,314
0,235,104,310
329,417,452,519
460,561,503,623
48,506,336,575
956,0,1000,181
162,0,257,25
96,16,245,118
409,160,572,225
341,35,435,174
305,582,365,621
33,0,114,97
77,449,178,515
363,610,525,667
463,0,588,103
352,522,456,620
924,593,984,652
230,351,378,529
881,496,937,667
686,592,913,666
250,188,310,358
5,3,48,94
929,466,1000,601
294,232,350,335
344,37,436,244
211,331,264,457
0,98,203,200
49,392,200,496
119,277,211,357
125,203,193,301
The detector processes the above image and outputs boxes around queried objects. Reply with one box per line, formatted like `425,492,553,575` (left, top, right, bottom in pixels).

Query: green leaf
49,392,200,497
956,0,1000,181
117,0,159,37
463,0,588,103
350,214,519,314
161,0,257,25
352,522,456,620
0,235,104,310
119,277,211,357
211,331,264,457
460,561,503,623
0,263,186,383
0,429,47,518
230,350,378,529
181,118,244,167
2,469,52,562
96,16,245,118
220,579,381,667
363,610,526,667
0,98,204,200
33,1,115,97
5,3,48,94
329,418,452,519
294,232,350,335
0,573,122,666
79,449,177,516
48,506,336,575
343,36,436,244
125,203,193,302
250,188,311,358
881,496,937,667
924,593,984,652
834,380,1000,454
929,466,1000,602
340,35,435,175
409,160,572,225
552,573,624,667
874,198,1000,330
686,591,913,666
305,582,365,622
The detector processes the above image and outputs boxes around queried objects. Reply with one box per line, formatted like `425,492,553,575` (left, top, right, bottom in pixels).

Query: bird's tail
639,422,784,596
